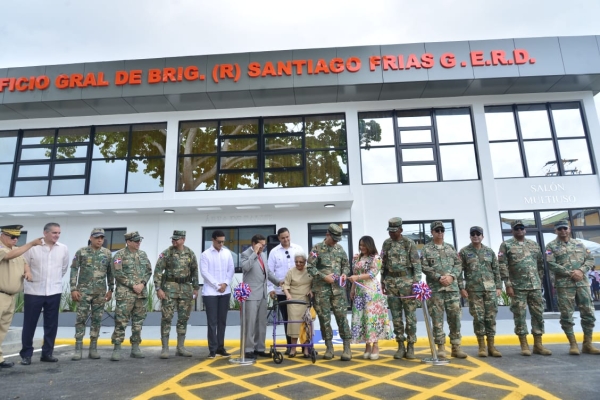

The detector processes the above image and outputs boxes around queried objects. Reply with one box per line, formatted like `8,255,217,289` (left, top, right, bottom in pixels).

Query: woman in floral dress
349,235,392,360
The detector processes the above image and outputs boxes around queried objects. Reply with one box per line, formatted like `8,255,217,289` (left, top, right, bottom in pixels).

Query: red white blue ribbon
331,274,346,287
411,282,432,301
234,282,252,302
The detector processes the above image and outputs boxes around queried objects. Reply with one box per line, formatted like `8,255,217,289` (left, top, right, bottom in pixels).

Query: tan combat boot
518,335,531,356
566,333,580,355
130,343,145,358
341,340,352,361
110,343,121,361
582,334,600,355
88,338,101,359
436,343,446,358
451,344,468,359
323,340,334,360
176,334,193,357
532,335,552,355
405,342,416,359
393,341,405,359
487,336,502,357
160,336,170,359
72,340,83,361
476,336,487,357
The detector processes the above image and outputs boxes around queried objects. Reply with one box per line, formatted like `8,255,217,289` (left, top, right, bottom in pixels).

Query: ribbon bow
412,282,432,301
234,282,252,302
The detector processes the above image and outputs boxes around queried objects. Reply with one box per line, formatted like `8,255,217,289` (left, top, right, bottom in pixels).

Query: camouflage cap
327,223,343,242
0,224,23,237
90,228,105,238
171,230,186,240
510,220,525,229
430,221,444,230
387,217,402,232
554,219,570,229
124,231,143,242
470,226,484,234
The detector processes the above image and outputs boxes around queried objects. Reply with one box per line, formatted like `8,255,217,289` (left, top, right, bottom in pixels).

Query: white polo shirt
23,241,69,296
200,245,234,296
267,243,304,295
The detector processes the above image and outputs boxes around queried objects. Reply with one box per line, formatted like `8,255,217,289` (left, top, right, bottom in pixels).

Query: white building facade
2,36,600,311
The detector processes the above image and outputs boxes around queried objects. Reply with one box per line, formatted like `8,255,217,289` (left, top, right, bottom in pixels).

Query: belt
385,270,409,278
0,290,15,296
165,277,191,284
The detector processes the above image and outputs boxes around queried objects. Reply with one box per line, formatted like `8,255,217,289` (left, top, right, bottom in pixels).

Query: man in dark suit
241,234,282,359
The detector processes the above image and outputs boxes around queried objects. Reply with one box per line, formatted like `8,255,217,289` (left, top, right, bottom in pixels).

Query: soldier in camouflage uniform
380,217,421,360
110,231,152,361
421,221,467,359
545,219,600,355
498,220,552,356
459,226,502,358
307,224,352,361
154,230,200,359
69,228,114,361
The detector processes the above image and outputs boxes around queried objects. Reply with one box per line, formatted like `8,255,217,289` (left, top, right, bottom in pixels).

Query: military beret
387,217,402,232
90,228,105,238
554,219,569,229
327,224,342,242
430,221,444,230
171,230,186,240
124,231,143,242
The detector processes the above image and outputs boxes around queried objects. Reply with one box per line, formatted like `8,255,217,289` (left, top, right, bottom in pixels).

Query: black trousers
20,293,61,358
276,294,291,344
203,294,230,353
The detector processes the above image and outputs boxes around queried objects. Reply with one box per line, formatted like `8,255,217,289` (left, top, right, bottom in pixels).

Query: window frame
358,107,480,184
486,102,596,179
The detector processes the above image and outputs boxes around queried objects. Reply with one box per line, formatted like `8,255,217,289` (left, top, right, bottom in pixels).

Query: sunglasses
470,232,482,237
285,250,290,259
215,240,225,244
6,235,19,240
513,227,525,231
434,229,445,233
556,227,569,231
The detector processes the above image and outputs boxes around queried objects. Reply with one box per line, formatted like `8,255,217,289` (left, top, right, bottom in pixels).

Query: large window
101,228,127,253
358,108,479,184
202,225,276,273
178,114,348,191
486,103,594,178
401,220,457,254
0,123,166,197
500,208,600,311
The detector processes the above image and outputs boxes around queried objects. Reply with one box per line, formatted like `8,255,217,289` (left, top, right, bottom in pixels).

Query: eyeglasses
434,229,445,233
285,250,290,259
215,240,225,244
513,227,525,231
556,227,569,231
5,234,19,240
470,232,482,237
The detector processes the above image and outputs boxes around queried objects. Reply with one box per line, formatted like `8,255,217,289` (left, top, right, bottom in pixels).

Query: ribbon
331,274,346,287
234,282,252,302
412,282,432,301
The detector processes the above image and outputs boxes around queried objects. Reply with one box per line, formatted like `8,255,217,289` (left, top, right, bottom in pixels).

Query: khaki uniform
0,245,26,364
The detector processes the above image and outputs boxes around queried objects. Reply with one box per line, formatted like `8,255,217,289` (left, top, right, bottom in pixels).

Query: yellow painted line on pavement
134,347,561,400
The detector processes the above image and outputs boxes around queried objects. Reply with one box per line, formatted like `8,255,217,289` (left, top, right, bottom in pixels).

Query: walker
270,299,317,364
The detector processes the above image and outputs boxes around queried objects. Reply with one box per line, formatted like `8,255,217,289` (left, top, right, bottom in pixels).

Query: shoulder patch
498,251,504,257
310,250,318,258
545,249,552,255
113,258,122,264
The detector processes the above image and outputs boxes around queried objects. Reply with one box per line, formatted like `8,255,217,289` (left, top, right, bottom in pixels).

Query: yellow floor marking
135,347,560,400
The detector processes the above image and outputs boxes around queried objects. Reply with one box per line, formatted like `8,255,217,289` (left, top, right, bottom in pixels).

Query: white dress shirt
267,243,304,295
23,241,69,296
200,246,235,296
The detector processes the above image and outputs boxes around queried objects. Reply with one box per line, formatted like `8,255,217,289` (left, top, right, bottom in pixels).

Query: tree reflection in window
177,114,348,190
